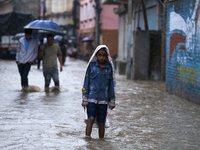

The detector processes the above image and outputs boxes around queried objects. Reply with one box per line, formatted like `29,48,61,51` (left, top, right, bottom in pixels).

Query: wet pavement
0,58,200,150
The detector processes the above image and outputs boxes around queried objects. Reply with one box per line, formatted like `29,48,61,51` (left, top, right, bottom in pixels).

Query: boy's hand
109,106,115,110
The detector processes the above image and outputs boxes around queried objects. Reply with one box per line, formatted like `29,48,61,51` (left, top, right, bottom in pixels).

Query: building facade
113,0,164,80
78,0,119,59
166,0,200,104
45,0,74,25
14,0,40,19
0,0,13,13
44,0,76,38
0,0,39,18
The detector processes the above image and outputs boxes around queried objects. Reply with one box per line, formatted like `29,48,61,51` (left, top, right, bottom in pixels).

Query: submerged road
0,58,200,150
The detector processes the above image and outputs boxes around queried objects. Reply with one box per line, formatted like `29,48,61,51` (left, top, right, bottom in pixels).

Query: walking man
16,29,38,91
39,34,63,92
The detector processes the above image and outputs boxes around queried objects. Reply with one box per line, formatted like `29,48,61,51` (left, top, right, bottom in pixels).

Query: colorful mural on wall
167,0,199,83
166,0,200,102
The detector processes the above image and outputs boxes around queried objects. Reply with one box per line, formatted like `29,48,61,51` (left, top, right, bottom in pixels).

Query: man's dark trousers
18,62,31,87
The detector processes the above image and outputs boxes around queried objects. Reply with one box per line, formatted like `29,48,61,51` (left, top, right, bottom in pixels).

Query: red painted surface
169,33,186,64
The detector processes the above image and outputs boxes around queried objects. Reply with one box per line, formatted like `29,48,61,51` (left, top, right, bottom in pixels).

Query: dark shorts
87,102,107,123
43,68,59,87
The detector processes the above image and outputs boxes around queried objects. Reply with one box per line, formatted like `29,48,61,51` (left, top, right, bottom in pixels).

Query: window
52,0,58,12
60,0,66,12
89,1,94,19
80,6,84,21
85,4,88,20
69,0,72,9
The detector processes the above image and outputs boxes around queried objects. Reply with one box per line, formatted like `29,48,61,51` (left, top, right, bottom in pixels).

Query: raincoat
82,45,116,107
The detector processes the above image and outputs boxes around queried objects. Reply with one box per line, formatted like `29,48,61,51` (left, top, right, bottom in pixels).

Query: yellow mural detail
177,67,196,84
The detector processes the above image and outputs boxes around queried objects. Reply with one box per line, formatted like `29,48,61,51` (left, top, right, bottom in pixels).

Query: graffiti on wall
168,0,200,86
177,67,196,84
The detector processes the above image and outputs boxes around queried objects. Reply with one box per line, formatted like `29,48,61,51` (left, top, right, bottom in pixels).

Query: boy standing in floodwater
82,45,116,138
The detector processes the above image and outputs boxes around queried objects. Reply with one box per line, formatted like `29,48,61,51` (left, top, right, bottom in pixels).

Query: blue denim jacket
82,61,115,106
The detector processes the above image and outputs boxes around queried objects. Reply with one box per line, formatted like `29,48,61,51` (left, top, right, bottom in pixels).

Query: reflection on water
0,59,200,150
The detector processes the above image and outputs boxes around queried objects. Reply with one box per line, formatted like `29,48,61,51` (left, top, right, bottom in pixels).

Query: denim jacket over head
82,61,115,106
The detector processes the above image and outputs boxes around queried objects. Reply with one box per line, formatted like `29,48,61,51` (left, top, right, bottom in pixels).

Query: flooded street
0,58,200,150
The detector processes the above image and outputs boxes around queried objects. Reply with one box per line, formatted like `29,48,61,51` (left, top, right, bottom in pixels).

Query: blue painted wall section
134,0,160,30
166,0,200,104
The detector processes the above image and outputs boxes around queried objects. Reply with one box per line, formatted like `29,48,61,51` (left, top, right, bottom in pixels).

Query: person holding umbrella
81,37,94,61
59,40,66,65
16,29,38,92
86,41,94,61
39,34,63,92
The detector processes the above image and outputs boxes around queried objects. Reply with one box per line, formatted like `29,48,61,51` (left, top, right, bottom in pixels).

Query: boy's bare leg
86,117,95,137
98,123,105,138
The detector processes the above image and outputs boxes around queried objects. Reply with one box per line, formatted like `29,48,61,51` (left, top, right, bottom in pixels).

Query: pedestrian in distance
85,41,94,61
16,29,38,92
67,42,78,60
59,40,66,65
82,45,116,139
39,34,63,92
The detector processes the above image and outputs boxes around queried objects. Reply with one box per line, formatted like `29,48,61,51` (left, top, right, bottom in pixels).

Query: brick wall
166,0,200,104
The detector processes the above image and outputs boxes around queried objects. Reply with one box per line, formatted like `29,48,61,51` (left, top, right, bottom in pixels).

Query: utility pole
42,0,46,20
126,0,133,79
161,0,167,81
95,0,101,46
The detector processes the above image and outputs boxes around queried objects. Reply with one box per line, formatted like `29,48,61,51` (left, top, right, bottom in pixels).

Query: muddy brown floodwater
0,58,200,150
